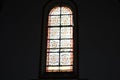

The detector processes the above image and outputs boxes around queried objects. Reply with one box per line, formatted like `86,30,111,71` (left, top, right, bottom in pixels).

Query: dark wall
1,0,120,80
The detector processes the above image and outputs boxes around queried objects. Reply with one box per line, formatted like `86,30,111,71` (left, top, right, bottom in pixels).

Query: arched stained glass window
46,6,74,72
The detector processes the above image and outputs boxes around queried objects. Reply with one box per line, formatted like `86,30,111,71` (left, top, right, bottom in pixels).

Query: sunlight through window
46,6,73,72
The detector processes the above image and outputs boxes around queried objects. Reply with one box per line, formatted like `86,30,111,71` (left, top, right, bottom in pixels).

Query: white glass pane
48,16,60,26
60,53,73,65
59,66,73,72
48,28,60,39
61,27,73,38
60,49,73,52
49,7,60,15
47,40,59,48
61,7,72,14
47,53,59,65
49,7,72,15
61,40,73,48
61,15,73,25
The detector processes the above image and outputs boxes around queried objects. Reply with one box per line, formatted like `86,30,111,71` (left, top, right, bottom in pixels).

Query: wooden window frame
39,0,79,79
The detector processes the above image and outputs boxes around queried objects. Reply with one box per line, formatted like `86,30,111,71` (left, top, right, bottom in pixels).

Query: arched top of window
49,6,72,15
48,6,73,26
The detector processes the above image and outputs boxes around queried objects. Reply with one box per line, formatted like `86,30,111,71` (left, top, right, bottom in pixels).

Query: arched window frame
39,0,79,79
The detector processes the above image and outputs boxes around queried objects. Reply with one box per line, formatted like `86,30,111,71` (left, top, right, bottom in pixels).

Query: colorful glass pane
48,28,60,39
47,53,59,65
48,16,60,26
60,53,73,65
61,27,73,38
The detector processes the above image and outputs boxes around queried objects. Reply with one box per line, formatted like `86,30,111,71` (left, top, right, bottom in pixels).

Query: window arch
39,0,79,79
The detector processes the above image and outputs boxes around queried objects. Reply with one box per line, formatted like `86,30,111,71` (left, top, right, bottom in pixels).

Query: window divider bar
48,25,73,27
47,48,73,49
47,38,73,40
49,14,72,16
58,5,62,72
46,65,73,67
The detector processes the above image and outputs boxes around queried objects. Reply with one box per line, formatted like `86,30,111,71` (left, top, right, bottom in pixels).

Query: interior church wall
1,0,120,80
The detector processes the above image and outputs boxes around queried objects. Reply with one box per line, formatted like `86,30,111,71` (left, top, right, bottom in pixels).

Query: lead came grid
46,6,73,72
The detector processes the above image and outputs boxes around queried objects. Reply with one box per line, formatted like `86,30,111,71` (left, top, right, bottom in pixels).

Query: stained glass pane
61,27,73,38
48,28,60,39
49,7,60,15
47,53,59,65
48,16,60,26
61,40,73,48
61,7,72,14
60,53,73,65
61,15,73,25
47,40,59,48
